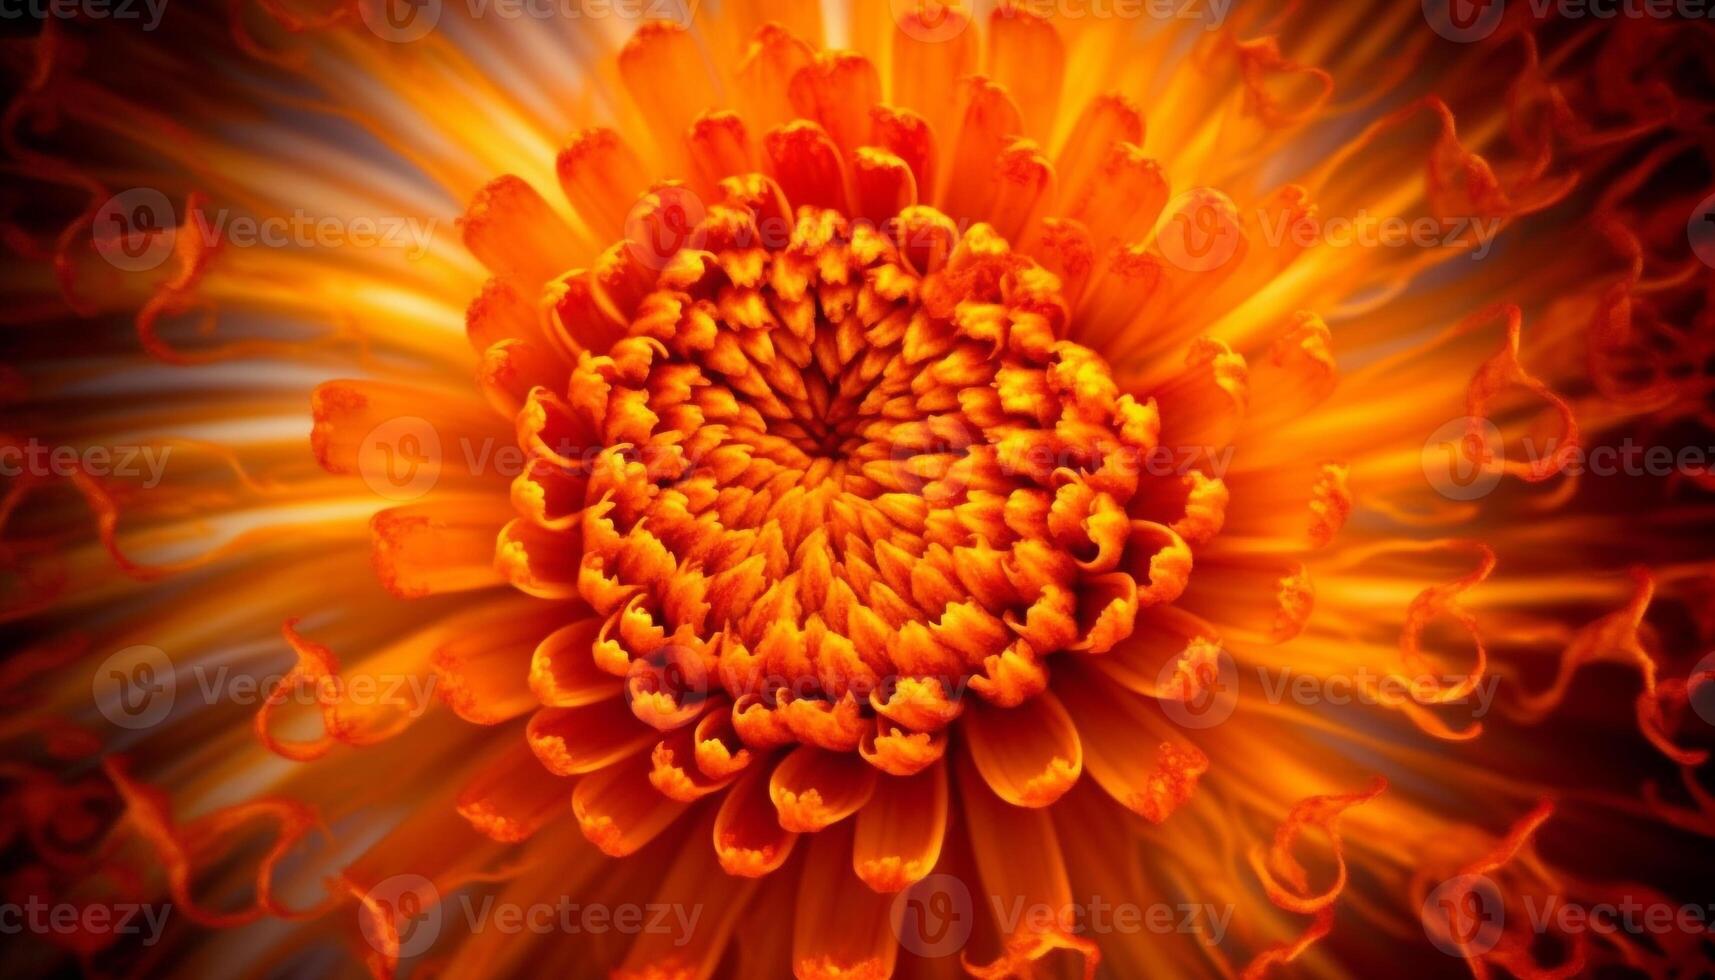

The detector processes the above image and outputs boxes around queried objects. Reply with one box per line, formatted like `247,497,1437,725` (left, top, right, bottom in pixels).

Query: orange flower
2,2,1713,978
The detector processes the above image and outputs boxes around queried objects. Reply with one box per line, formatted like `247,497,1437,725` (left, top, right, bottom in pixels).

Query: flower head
2,3,1713,979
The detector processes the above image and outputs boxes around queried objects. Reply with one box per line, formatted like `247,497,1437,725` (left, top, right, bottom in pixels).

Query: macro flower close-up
2,0,1714,976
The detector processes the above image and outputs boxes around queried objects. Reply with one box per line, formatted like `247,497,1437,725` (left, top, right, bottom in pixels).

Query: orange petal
525,700,655,776
891,3,977,154
1056,667,1208,823
572,753,689,857
858,716,947,776
371,500,509,599
456,740,569,843
987,5,1064,140
852,147,917,226
529,618,624,708
431,606,550,725
649,722,739,801
989,139,1054,246
869,104,935,204
465,276,546,353
495,517,583,600
768,745,878,832
792,821,900,979
736,23,815,134
765,121,849,214
460,175,581,285
613,811,760,979
309,379,501,484
962,690,1082,807
942,77,1023,224
1069,143,1168,254
556,127,648,242
852,759,947,892
788,50,881,158
619,21,716,156
713,762,800,877
688,111,754,192
956,746,1099,975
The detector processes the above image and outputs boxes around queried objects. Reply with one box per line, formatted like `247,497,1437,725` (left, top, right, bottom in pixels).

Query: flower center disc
558,179,1178,771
